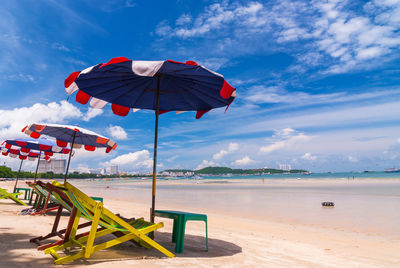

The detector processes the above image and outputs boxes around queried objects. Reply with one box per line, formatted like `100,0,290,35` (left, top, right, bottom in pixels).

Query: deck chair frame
0,188,27,206
26,182,61,215
43,181,174,264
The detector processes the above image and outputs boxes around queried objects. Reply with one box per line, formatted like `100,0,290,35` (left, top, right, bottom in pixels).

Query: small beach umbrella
21,123,117,183
0,146,51,192
64,57,236,223
2,138,72,183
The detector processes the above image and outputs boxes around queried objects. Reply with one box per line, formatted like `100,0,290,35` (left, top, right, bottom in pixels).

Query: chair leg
205,219,208,251
84,203,102,258
175,216,186,253
172,219,178,243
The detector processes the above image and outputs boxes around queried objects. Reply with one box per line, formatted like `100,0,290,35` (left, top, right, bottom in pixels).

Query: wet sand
0,179,399,267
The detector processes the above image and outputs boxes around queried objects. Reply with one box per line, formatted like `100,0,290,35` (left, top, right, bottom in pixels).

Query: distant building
104,165,119,175
38,159,66,174
110,165,118,175
88,168,104,175
279,164,292,171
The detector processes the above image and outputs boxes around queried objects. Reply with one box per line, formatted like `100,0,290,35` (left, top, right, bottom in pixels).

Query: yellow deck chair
0,188,27,206
44,181,174,265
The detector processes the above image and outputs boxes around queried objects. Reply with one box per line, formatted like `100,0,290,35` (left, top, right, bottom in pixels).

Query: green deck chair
0,188,27,206
44,181,174,265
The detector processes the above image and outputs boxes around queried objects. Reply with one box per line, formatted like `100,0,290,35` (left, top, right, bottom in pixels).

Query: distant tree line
163,166,308,175
0,166,150,179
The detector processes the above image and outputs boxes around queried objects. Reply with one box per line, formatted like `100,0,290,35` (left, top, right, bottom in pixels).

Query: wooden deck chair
25,182,60,215
44,181,174,264
0,188,27,206
30,181,79,247
35,182,144,252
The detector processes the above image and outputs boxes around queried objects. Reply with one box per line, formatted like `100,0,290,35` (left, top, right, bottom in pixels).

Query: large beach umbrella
21,123,117,183
64,57,236,223
2,138,72,183
0,146,51,192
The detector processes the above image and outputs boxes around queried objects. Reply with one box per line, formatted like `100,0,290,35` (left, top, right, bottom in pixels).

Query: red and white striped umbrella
21,123,117,182
1,146,51,191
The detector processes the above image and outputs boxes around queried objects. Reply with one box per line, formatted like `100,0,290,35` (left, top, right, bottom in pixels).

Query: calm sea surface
74,172,400,238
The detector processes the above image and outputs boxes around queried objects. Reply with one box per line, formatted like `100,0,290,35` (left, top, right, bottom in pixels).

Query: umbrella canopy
2,138,72,185
1,146,51,161
2,138,71,156
1,146,51,192
21,123,117,183
22,123,117,152
64,57,236,224
65,57,236,117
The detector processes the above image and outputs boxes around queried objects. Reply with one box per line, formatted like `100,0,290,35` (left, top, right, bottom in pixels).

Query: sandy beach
1,179,400,267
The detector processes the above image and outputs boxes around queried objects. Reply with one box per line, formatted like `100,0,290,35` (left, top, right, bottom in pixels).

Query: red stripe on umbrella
84,145,95,151
20,147,30,153
57,140,68,147
76,90,91,105
196,110,210,119
65,71,81,88
39,144,52,151
35,124,46,132
185,60,198,66
100,57,130,69
220,80,236,99
16,141,27,147
158,110,170,115
30,132,40,139
111,103,130,116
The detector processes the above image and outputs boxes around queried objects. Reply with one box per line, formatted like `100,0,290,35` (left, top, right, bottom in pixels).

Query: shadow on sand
0,230,242,267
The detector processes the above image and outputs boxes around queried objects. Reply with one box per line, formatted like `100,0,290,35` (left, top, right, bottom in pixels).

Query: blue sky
1,0,400,173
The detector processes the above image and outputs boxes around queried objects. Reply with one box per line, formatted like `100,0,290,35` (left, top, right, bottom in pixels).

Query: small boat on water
384,168,400,173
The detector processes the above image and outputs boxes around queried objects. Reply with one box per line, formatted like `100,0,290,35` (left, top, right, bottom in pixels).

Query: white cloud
103,150,153,170
260,129,312,154
213,142,239,160
243,86,400,107
83,108,103,122
233,155,254,166
0,101,83,140
195,160,216,170
301,152,317,161
197,57,229,71
156,2,268,38
156,1,400,73
107,125,128,140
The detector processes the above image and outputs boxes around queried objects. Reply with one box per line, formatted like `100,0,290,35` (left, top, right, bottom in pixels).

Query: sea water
74,173,400,238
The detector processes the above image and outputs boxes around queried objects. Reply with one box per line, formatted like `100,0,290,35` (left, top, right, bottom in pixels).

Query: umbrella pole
13,158,24,192
151,76,161,227
64,132,76,184
33,151,42,183
29,151,42,204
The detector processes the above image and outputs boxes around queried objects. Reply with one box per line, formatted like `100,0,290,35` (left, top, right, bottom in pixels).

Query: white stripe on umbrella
131,60,164,77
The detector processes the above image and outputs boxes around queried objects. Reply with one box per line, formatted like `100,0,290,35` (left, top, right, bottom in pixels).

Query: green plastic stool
14,187,31,200
91,196,103,203
154,210,208,253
